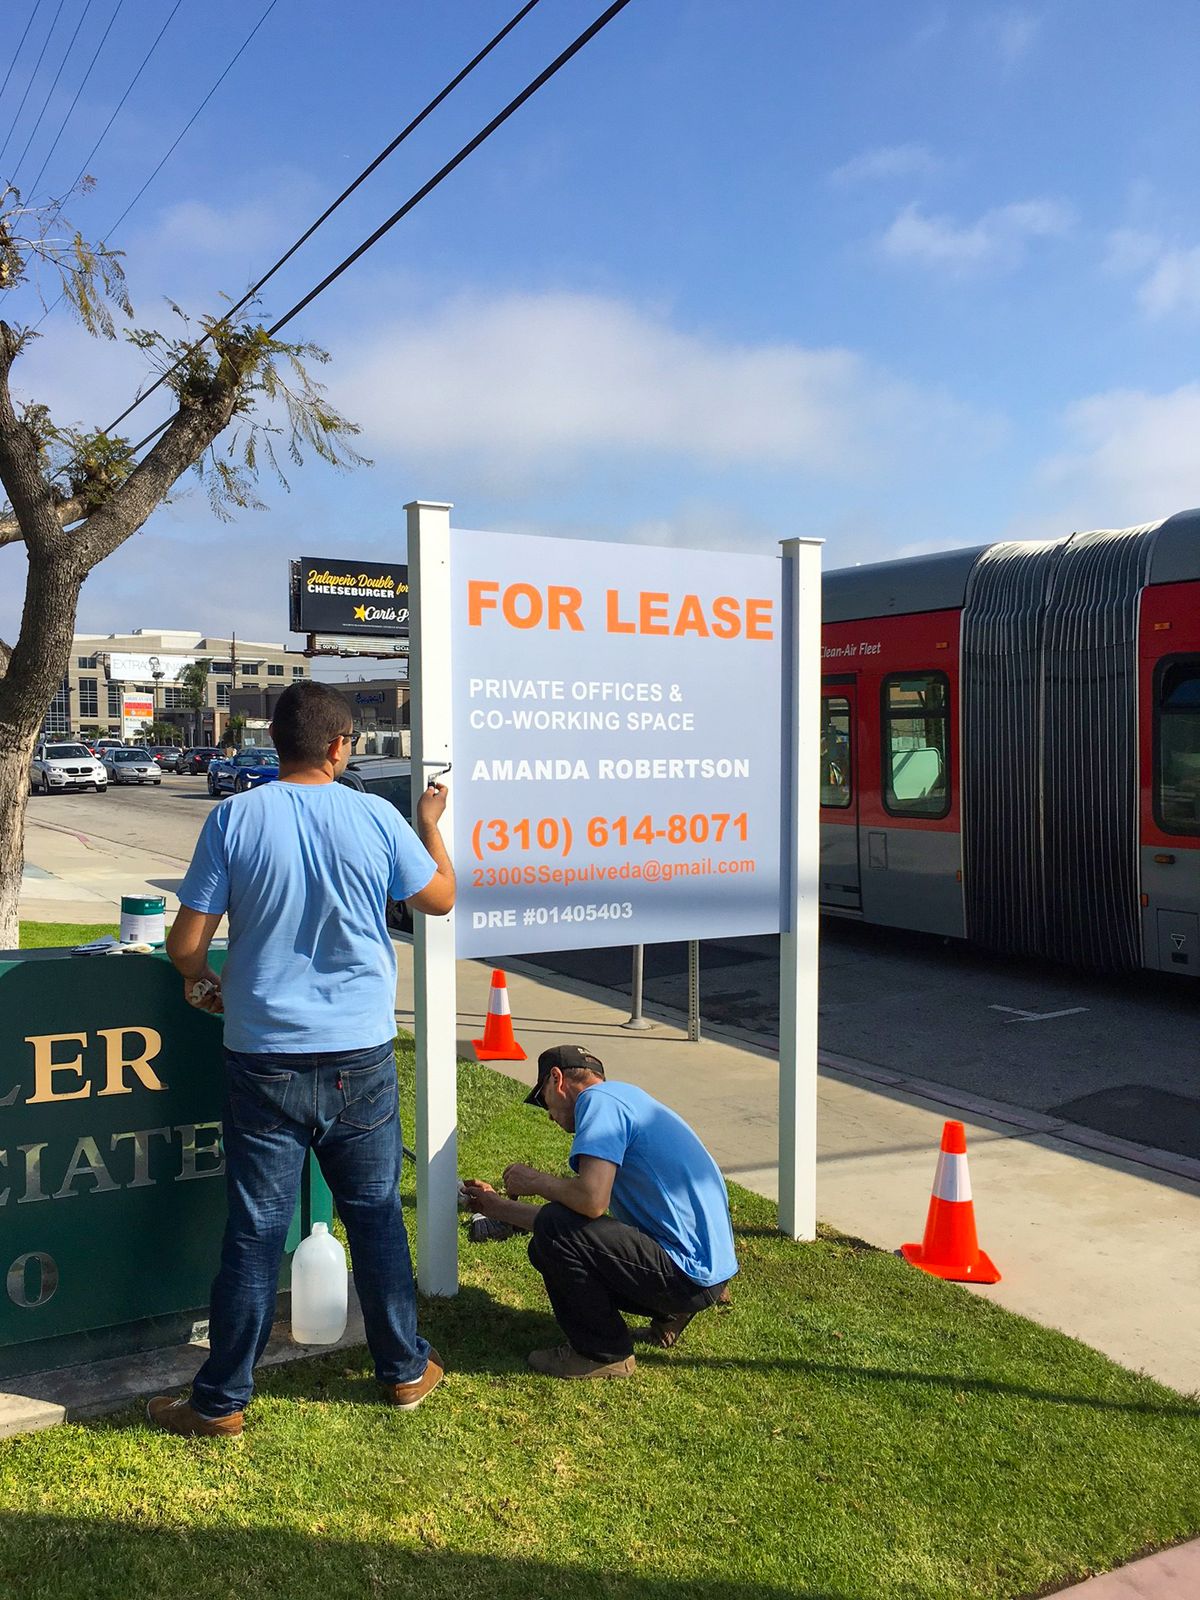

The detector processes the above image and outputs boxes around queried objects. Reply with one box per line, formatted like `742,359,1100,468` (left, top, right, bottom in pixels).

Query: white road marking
988,1004,1090,1024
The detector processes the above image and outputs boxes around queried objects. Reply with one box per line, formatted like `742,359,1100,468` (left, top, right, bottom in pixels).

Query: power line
102,0,546,439
85,0,637,487
0,1,45,124
265,0,635,341
11,0,98,195
56,0,182,206
31,0,268,334
24,0,123,202
100,0,281,243
0,0,67,173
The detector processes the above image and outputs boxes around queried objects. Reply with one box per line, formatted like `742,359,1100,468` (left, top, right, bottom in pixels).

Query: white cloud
1037,384,1200,524
1104,228,1200,320
880,199,1073,275
329,289,997,483
1136,247,1200,320
982,9,1041,67
1103,227,1162,278
829,143,943,186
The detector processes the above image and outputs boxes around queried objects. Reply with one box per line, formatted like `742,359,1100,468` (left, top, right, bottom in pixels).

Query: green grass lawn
1,1043,1197,1600
18,921,118,947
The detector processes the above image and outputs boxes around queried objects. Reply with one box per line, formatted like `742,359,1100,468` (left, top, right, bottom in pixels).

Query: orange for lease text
467,582,774,640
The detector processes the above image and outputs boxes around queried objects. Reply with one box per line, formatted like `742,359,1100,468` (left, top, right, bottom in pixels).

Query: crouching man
464,1044,736,1380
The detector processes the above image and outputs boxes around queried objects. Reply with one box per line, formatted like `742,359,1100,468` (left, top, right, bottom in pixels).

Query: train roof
1149,507,1200,584
822,545,983,622
823,508,1200,622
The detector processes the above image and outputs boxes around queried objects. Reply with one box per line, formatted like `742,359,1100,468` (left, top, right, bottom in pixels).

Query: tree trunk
0,738,34,949
0,549,86,947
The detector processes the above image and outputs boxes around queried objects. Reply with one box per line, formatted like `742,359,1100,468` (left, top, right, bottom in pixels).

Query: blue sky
2,0,1198,662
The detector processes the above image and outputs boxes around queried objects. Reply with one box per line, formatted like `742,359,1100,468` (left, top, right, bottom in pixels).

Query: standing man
464,1044,737,1379
150,681,454,1437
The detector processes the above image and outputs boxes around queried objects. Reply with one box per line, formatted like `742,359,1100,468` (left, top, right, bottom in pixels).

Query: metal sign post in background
621,944,655,1031
778,537,822,1241
405,501,459,1296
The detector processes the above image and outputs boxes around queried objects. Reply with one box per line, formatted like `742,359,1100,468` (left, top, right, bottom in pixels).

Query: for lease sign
451,529,786,957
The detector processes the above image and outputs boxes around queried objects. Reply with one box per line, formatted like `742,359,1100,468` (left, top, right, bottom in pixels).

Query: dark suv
182,746,221,775
337,757,414,934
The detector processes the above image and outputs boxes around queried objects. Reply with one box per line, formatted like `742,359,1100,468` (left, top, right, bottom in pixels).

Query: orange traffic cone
472,970,527,1062
901,1120,1000,1283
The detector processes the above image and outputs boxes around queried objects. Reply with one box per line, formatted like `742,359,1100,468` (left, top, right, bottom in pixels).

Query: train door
820,680,860,909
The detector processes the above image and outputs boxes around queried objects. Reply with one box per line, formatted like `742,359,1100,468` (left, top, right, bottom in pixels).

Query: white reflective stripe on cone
490,987,512,1016
932,1151,972,1203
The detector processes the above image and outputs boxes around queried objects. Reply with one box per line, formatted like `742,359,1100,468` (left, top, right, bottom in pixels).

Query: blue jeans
191,1040,429,1417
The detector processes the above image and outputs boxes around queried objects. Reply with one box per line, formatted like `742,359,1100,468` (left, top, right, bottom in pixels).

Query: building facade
230,676,410,752
51,629,311,743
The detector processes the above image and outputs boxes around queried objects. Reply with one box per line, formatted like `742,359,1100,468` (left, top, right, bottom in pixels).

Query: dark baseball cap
525,1044,605,1108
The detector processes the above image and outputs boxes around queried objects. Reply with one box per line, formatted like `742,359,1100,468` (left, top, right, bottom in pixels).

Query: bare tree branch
0,494,85,546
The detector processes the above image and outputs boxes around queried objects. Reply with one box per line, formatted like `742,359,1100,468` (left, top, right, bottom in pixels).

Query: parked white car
30,742,108,794
102,748,163,786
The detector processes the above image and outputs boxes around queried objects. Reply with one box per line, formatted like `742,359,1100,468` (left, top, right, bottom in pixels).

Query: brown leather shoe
527,1344,636,1379
380,1348,444,1410
146,1394,243,1438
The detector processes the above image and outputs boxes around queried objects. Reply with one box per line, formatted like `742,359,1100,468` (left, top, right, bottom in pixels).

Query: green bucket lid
121,895,166,916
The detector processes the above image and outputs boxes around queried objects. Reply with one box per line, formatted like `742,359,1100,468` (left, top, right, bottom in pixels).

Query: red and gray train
820,507,1200,977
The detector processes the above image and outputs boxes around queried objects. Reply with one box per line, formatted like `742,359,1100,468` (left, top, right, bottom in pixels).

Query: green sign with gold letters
0,948,330,1380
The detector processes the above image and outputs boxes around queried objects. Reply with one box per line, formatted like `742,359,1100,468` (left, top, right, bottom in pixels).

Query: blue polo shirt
178,780,436,1054
569,1081,738,1287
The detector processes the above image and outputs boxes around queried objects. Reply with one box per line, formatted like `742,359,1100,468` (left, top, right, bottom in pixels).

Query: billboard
290,557,409,637
121,695,153,738
107,653,195,682
449,528,786,958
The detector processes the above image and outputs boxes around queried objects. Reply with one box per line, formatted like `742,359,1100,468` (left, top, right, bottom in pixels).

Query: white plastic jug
290,1222,348,1345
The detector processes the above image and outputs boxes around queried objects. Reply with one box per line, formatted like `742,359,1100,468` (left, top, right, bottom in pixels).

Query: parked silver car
30,742,108,795
102,748,163,786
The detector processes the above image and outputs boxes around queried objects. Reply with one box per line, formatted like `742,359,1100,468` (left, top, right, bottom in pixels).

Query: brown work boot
380,1348,444,1410
146,1394,243,1438
527,1344,636,1379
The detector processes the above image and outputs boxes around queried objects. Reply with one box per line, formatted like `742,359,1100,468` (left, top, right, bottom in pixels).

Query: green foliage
223,712,247,748
137,720,180,743
176,660,210,713
0,180,130,338
127,304,370,522
1,191,368,529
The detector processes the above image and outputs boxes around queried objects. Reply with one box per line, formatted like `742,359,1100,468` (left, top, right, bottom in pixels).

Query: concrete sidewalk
19,821,1200,1392
1055,1539,1200,1596
19,813,193,927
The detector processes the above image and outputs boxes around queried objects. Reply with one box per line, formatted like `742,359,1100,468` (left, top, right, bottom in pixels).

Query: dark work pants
527,1202,727,1363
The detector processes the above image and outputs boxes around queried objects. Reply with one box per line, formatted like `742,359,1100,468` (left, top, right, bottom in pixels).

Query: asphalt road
26,769,217,865
25,777,1200,1158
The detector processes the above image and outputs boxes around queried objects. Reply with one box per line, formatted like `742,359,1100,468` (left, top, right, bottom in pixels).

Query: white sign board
121,695,153,738
107,653,196,683
450,528,786,958
404,501,820,1299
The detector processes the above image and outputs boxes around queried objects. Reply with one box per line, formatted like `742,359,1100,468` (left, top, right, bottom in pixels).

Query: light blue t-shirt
569,1082,738,1287
178,781,436,1054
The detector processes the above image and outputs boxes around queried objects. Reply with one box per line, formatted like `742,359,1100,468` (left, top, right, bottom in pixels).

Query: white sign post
405,501,459,1296
778,537,822,1241
406,509,822,1292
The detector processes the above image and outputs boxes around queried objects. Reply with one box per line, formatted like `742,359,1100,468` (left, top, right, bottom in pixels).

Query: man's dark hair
270,681,353,764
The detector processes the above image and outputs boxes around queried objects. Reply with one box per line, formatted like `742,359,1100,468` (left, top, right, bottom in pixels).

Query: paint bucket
120,894,166,947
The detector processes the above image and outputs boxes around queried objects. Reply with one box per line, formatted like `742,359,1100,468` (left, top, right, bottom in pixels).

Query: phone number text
470,812,749,861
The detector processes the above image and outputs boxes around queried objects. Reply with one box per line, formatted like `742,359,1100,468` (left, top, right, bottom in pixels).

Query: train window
821,698,852,808
1157,661,1200,835
882,674,950,819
